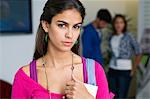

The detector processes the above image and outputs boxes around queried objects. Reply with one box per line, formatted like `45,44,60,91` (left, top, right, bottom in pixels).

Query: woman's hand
130,68,136,77
64,75,94,99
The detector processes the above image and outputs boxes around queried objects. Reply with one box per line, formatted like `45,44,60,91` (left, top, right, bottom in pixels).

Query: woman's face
114,17,125,34
42,9,82,52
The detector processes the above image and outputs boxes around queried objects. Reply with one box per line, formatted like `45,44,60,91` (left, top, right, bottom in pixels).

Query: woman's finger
66,80,75,86
65,85,74,90
65,89,74,95
66,94,73,99
72,74,82,84
72,74,78,82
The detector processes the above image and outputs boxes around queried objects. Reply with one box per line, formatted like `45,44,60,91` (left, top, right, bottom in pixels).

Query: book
84,83,98,98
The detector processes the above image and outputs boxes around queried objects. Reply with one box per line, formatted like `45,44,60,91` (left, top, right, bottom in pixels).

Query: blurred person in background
108,14,142,98
81,9,112,66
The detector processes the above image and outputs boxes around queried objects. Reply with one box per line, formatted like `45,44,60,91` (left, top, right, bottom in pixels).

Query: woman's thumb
72,74,81,83
72,74,77,81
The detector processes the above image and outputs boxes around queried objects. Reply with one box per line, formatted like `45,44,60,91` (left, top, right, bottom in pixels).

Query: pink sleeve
95,62,115,99
11,70,29,99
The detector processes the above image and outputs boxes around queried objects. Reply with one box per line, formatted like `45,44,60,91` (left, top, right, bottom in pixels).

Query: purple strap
82,57,88,83
30,60,38,82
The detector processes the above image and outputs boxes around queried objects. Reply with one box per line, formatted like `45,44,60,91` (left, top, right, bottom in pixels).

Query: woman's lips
63,41,73,47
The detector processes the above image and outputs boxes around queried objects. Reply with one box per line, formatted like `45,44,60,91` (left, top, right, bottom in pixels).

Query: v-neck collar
18,57,87,96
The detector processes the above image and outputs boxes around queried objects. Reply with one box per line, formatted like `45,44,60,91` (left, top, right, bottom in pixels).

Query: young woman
12,0,114,99
108,14,142,98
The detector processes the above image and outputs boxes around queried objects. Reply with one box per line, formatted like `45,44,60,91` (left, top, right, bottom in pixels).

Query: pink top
12,58,114,99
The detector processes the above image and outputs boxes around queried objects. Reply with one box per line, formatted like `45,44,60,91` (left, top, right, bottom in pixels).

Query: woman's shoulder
83,57,103,72
21,58,43,77
84,58,102,66
123,32,138,42
22,64,30,77
124,32,134,38
13,64,30,82
73,53,82,64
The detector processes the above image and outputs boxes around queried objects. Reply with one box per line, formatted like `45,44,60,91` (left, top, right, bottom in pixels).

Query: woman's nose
65,29,73,39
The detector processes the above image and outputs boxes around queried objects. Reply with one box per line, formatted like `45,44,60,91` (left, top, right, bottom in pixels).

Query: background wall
0,0,139,84
0,0,47,84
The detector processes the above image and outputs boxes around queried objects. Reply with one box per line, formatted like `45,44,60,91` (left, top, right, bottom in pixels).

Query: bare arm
131,55,142,76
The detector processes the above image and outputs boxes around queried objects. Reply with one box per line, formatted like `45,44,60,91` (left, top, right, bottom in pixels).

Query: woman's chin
59,46,72,52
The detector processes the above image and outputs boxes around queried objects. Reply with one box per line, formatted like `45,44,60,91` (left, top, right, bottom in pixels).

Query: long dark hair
33,0,86,60
112,14,127,35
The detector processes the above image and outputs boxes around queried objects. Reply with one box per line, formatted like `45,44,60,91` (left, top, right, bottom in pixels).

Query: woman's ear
41,20,49,33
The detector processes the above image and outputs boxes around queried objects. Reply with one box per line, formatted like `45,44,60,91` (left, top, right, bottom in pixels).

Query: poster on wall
0,0,32,34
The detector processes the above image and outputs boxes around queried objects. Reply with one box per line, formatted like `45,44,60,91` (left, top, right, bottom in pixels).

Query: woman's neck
116,32,123,35
44,43,72,68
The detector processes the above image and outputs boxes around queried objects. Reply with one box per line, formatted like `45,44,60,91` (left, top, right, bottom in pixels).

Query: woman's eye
73,25,81,30
58,24,66,28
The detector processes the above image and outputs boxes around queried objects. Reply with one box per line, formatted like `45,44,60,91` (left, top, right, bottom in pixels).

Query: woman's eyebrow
57,20,82,25
74,22,82,26
57,20,68,24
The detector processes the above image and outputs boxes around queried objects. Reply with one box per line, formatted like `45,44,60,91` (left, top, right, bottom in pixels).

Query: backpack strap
30,60,38,82
82,57,88,83
86,58,96,86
